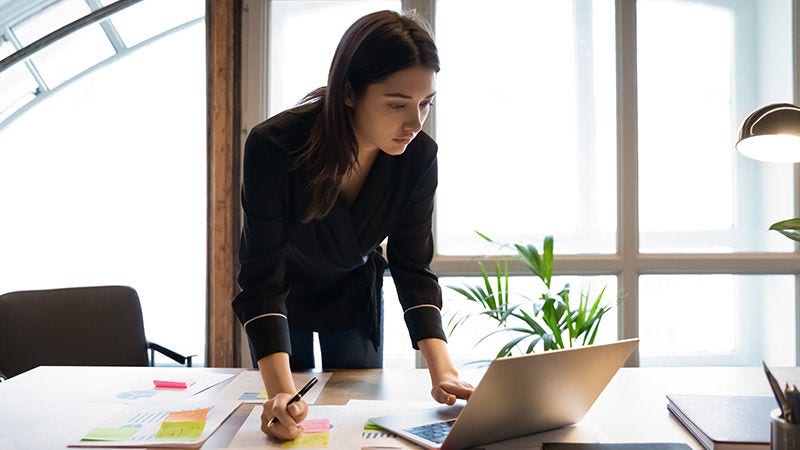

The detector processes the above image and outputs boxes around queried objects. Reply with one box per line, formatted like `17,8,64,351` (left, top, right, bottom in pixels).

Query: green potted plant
447,233,619,359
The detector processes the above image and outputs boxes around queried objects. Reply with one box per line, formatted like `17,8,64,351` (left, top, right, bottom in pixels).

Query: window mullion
84,0,127,53
3,26,49,93
616,0,639,366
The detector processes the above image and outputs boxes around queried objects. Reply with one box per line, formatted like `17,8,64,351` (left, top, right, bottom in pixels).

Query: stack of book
666,394,775,450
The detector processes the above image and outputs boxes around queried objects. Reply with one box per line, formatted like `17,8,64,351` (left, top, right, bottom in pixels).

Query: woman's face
347,65,436,156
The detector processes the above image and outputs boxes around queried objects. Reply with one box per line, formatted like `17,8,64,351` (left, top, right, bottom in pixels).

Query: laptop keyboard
404,419,456,444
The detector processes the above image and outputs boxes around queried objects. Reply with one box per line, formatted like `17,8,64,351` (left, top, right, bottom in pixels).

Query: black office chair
0,285,194,380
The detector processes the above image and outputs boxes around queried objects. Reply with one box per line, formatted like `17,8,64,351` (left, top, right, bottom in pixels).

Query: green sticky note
363,421,383,431
155,421,205,441
82,426,139,441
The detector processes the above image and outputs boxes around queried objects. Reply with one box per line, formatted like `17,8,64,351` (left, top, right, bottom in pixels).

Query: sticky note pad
155,421,205,440
281,431,330,448
363,421,383,431
82,426,139,441
165,408,209,422
153,379,196,389
299,418,329,433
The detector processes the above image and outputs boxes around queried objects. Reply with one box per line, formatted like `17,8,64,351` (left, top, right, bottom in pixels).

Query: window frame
240,0,800,367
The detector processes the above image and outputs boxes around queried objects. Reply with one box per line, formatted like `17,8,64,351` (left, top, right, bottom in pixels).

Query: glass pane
0,21,207,366
639,274,795,366
107,0,204,48
0,38,15,58
29,24,115,88
384,275,618,369
0,62,38,124
11,0,91,46
637,0,794,253
435,0,617,256
268,0,402,116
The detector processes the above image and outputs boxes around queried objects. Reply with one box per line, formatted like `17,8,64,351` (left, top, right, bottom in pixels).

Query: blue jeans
248,324,383,370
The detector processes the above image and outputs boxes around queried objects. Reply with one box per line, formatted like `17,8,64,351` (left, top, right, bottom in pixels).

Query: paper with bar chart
68,399,238,447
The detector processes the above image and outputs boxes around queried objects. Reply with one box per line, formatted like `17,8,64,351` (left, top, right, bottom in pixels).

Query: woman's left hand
430,372,474,405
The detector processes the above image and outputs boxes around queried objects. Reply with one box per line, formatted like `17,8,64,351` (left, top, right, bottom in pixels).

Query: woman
232,9,474,441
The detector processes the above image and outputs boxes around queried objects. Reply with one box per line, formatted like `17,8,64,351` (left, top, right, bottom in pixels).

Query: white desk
0,365,796,449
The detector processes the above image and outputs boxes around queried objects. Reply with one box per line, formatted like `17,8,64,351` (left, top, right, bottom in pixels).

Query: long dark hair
293,10,440,222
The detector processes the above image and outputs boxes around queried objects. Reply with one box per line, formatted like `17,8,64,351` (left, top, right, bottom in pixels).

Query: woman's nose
404,109,424,132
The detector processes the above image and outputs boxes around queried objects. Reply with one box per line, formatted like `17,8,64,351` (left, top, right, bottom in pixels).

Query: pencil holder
771,408,800,450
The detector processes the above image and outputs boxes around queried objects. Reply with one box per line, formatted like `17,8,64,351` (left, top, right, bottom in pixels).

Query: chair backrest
0,285,150,378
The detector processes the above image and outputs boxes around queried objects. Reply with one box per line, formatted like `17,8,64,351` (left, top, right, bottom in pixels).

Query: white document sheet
0,366,235,404
227,404,345,449
227,400,434,449
215,371,330,404
67,399,239,448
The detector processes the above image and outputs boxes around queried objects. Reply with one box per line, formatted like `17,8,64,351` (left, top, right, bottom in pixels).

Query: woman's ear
344,83,354,107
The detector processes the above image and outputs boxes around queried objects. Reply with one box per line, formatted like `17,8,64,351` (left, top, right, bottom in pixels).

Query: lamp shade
736,103,800,163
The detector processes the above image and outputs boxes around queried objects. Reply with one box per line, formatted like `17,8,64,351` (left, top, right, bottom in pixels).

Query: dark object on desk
0,285,194,379
666,394,772,450
543,444,693,450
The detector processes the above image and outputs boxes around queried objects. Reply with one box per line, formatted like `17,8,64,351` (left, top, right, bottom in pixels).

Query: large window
249,0,800,369
0,0,207,365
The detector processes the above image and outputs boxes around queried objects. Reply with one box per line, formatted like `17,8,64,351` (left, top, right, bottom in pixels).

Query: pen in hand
268,377,318,427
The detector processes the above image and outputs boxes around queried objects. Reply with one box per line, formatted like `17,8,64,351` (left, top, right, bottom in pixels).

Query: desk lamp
736,103,800,241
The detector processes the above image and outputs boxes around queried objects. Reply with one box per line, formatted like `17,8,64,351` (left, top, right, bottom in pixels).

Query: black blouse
232,108,447,361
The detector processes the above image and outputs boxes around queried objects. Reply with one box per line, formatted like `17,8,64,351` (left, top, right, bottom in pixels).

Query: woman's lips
393,135,414,145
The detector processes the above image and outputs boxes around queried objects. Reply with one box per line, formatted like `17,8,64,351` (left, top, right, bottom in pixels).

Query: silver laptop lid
443,338,638,450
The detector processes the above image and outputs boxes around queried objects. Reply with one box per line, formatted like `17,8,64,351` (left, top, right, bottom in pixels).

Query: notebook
542,444,693,450
666,394,774,450
369,339,639,450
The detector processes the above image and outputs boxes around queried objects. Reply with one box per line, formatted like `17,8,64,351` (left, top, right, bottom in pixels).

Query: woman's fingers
432,378,475,405
260,395,301,440
264,419,301,440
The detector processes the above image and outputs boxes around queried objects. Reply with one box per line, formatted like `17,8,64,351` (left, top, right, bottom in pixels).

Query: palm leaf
770,218,800,242
497,334,532,358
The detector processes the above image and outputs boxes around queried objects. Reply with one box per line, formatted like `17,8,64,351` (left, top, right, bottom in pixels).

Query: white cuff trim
243,313,287,328
403,304,441,315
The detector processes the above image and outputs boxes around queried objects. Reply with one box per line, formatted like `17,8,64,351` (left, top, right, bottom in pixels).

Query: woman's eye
389,104,405,110
421,101,434,108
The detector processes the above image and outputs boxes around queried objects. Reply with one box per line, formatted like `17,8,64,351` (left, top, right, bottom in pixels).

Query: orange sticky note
154,379,196,389
164,408,209,422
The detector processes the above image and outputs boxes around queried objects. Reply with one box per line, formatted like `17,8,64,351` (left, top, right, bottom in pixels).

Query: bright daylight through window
0,0,207,365
264,0,798,369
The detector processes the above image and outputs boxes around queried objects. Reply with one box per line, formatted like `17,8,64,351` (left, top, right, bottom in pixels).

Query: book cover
666,394,775,450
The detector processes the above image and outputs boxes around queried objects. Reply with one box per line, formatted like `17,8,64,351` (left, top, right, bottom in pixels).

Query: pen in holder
771,407,800,450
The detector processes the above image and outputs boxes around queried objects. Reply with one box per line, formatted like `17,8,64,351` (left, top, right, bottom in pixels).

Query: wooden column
206,0,241,367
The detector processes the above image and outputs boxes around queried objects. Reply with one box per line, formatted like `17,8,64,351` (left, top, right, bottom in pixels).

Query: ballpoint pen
267,377,319,427
763,361,794,422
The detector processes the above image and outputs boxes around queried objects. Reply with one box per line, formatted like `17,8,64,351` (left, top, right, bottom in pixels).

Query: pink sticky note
153,379,196,389
299,418,330,434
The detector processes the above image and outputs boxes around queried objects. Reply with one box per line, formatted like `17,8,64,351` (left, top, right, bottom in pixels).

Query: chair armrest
147,341,196,367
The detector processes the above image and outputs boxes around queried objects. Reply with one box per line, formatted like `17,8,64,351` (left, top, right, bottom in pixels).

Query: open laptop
370,338,638,450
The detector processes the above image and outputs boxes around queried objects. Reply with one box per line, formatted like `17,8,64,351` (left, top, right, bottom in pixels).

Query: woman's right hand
260,392,309,441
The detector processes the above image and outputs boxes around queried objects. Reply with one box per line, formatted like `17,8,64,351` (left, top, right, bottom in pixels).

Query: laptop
370,338,638,450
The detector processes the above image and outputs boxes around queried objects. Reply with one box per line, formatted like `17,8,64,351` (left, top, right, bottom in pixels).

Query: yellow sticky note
155,421,205,440
281,431,330,448
164,408,209,422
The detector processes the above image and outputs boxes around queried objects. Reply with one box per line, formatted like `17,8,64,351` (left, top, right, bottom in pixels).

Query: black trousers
248,323,383,370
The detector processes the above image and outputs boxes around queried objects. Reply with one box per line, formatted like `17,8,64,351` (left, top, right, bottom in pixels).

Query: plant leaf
770,218,800,242
475,230,495,243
